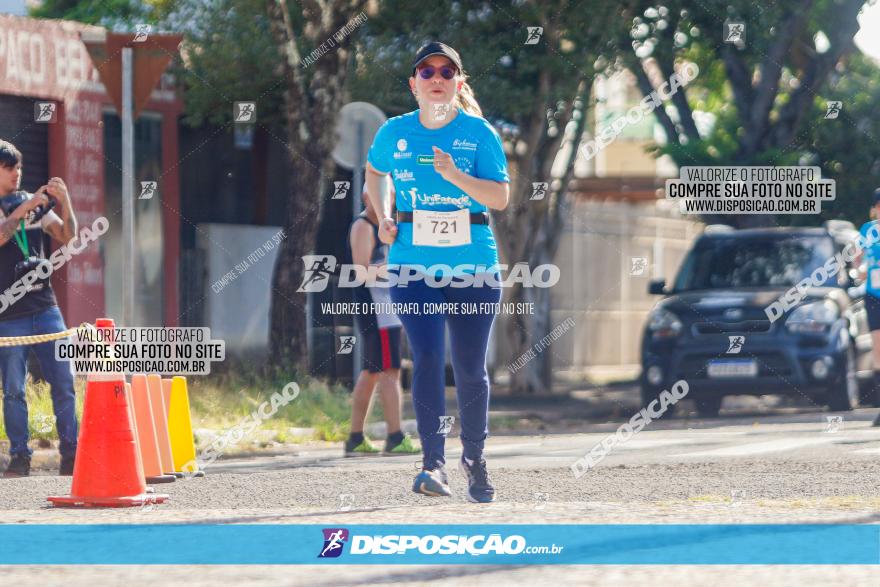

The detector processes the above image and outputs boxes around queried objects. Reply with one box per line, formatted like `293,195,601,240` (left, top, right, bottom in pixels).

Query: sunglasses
417,65,457,80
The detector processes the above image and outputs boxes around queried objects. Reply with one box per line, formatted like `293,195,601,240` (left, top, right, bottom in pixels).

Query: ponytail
455,79,483,117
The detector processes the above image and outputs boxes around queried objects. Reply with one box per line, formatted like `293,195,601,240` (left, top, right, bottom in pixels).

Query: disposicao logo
318,528,349,558
349,533,528,555
317,529,563,558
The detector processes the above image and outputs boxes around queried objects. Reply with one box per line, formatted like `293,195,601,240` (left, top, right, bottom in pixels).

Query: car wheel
695,395,723,418
640,384,677,418
825,340,859,412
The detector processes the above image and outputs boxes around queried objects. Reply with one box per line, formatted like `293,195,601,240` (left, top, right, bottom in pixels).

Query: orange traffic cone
130,374,175,483
48,371,168,508
148,374,181,478
125,381,139,462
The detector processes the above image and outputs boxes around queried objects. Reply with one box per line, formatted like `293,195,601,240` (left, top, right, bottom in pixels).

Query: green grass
0,376,86,444
488,414,523,431
175,369,355,442
0,370,356,446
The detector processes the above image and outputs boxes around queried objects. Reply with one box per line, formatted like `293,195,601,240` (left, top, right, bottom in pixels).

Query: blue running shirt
860,220,880,296
367,108,509,271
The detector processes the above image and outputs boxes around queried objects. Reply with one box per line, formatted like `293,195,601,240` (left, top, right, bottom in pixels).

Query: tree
489,3,618,394
168,0,284,128
173,0,374,372
804,53,880,226
31,0,174,27
265,0,369,371
36,0,367,374
618,0,866,226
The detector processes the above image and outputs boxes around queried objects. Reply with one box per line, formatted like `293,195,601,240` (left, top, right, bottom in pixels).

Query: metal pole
305,291,313,373
121,47,136,327
353,121,364,219
352,121,364,382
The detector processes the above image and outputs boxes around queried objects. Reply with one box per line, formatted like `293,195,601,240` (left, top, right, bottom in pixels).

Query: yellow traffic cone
164,376,204,477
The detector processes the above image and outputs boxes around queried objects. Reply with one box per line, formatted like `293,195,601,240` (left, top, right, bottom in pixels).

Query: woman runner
364,42,510,502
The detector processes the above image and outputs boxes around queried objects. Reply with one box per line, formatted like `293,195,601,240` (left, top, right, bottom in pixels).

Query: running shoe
3,453,30,478
59,454,75,476
384,434,420,455
459,456,495,503
344,437,380,457
412,467,452,497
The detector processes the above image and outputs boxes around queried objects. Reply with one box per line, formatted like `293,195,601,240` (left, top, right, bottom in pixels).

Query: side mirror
648,279,666,295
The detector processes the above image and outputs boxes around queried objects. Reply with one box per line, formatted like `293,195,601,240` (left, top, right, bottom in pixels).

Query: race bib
871,268,880,289
412,209,471,247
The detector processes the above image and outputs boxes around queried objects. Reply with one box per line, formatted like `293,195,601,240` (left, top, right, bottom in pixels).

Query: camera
13,256,52,291
0,190,56,223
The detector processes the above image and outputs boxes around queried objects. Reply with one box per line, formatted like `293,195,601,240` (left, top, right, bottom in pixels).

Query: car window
673,235,836,291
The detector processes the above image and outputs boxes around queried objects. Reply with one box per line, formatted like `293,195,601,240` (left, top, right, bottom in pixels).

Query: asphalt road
2,392,880,585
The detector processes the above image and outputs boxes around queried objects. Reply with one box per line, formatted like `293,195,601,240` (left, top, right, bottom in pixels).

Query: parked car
641,222,876,417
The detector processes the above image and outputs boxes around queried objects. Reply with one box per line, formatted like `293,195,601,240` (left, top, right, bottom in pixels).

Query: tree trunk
266,0,367,373
503,79,590,393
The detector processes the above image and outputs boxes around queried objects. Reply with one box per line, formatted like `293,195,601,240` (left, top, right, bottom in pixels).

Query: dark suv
641,222,877,417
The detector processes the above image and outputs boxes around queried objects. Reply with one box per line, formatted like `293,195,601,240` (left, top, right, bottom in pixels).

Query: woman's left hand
432,146,459,182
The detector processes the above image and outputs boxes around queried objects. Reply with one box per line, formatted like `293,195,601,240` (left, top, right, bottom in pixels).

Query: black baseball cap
412,42,463,75
873,187,880,204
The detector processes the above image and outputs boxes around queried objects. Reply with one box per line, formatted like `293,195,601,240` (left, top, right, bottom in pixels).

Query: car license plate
706,359,758,378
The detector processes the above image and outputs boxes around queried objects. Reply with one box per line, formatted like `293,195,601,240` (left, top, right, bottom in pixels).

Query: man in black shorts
343,189,419,455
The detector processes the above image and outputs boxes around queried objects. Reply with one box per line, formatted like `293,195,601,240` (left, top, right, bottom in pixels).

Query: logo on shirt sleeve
393,138,411,160
454,155,473,174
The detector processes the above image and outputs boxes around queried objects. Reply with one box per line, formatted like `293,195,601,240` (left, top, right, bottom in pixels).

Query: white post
305,292,313,371
121,47,136,327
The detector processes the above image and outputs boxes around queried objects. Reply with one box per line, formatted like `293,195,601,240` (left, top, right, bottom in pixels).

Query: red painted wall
0,14,182,326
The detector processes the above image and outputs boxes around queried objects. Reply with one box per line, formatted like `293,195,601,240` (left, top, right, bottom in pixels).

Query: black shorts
867,294,880,332
356,314,402,373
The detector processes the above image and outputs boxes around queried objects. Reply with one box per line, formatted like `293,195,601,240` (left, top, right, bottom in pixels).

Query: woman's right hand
379,217,398,244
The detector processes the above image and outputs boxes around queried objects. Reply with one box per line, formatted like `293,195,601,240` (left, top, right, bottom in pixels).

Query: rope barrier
0,322,96,347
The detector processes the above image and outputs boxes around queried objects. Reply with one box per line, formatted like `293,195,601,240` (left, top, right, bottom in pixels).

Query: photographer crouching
0,140,79,477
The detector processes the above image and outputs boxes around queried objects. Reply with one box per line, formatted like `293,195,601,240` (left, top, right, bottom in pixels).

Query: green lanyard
12,220,29,257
